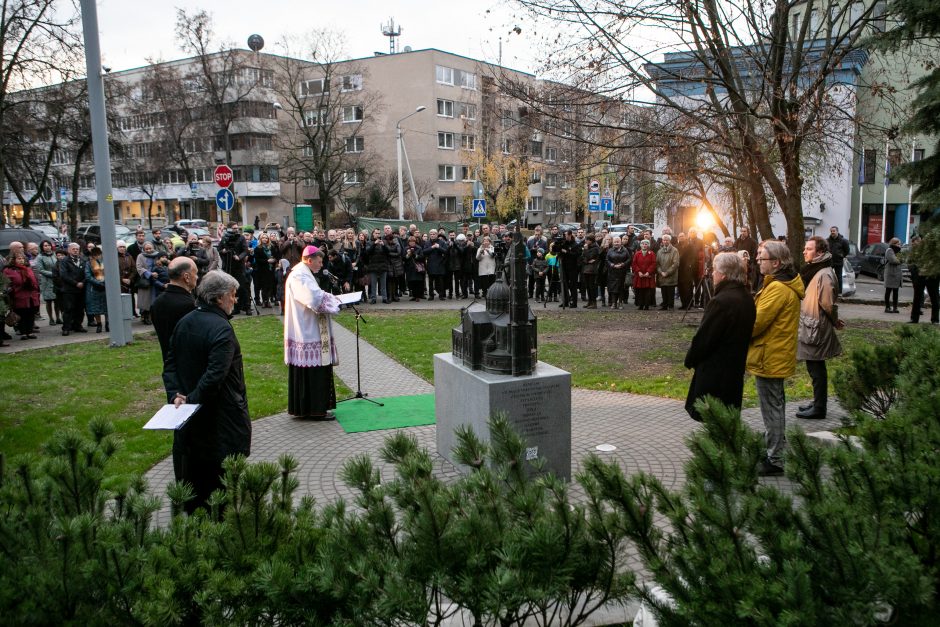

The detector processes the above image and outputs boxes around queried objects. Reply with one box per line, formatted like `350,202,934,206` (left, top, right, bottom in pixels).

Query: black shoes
757,459,785,477
73,327,88,333
795,406,826,419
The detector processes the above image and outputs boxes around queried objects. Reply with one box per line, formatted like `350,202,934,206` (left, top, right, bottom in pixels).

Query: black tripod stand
681,274,713,323
338,301,384,407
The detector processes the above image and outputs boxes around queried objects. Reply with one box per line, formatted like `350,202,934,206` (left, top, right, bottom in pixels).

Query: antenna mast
381,18,402,55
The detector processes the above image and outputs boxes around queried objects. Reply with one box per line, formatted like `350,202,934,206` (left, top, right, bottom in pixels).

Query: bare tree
175,8,268,224
512,0,883,258
0,0,82,227
270,30,383,228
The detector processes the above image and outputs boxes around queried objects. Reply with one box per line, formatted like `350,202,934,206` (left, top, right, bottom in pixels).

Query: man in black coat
57,242,88,335
684,252,757,421
162,270,251,515
558,230,582,307
151,256,198,482
151,257,198,360
218,221,251,315
826,226,851,295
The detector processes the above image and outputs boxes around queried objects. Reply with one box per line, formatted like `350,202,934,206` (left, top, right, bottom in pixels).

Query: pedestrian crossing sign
472,198,487,217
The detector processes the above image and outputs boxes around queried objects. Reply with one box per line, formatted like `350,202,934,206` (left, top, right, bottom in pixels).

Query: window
545,147,557,162
436,65,455,85
461,166,476,181
914,148,925,162
527,196,542,212
501,108,514,129
438,196,457,213
461,134,475,151
341,74,362,91
544,173,557,188
458,70,476,90
300,77,329,96
438,165,456,181
438,132,455,149
561,175,572,189
342,105,364,122
560,149,572,163
304,107,327,126
436,98,454,117
864,148,876,184
888,148,902,170
343,169,364,185
529,140,543,158
459,102,477,119
501,138,511,154
530,171,541,184
345,136,364,153
792,11,802,37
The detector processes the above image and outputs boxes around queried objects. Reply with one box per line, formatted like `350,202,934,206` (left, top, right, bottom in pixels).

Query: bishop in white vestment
283,245,341,418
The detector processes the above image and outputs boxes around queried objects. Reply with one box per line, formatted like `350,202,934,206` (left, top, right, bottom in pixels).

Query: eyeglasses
755,257,771,262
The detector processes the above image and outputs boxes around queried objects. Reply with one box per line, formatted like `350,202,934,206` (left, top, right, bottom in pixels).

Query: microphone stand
337,300,384,407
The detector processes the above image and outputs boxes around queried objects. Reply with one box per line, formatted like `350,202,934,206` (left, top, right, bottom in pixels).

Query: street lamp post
397,106,426,221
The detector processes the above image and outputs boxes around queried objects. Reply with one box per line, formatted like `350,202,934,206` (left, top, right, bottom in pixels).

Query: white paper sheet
337,291,363,305
143,404,200,430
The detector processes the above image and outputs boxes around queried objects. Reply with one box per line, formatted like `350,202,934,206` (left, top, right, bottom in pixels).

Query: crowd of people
2,220,934,348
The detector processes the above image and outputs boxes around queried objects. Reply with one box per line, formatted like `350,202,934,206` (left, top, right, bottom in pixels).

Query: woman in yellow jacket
747,240,805,476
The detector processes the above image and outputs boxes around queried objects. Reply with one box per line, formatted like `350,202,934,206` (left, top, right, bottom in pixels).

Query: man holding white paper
162,270,251,514
284,245,342,420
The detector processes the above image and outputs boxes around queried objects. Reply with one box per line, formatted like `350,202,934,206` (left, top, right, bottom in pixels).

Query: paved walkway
143,316,849,555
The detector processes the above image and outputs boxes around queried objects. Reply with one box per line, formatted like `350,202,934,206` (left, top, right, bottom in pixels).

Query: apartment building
4,47,632,229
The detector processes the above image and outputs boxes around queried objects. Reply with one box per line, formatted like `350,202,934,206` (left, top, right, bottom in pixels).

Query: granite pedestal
434,353,572,481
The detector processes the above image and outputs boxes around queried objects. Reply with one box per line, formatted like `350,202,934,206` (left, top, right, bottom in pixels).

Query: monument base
434,353,572,481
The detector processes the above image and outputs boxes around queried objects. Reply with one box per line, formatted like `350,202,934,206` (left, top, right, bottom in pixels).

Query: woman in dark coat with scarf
403,234,426,300
606,236,630,309
3,251,40,339
684,252,757,420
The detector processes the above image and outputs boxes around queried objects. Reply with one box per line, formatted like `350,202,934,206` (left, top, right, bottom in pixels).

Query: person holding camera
279,227,306,267
184,233,209,280
475,235,496,297
218,221,252,315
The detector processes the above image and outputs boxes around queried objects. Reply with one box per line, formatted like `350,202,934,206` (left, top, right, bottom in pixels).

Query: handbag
5,309,20,327
92,282,106,292
136,275,151,289
624,271,634,287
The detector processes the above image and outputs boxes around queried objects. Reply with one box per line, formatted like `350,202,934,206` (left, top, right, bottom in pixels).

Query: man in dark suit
152,256,198,483
57,243,88,335
684,252,757,421
163,270,250,514
152,257,198,360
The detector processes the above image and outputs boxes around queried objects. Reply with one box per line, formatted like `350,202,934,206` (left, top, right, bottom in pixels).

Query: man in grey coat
796,236,844,420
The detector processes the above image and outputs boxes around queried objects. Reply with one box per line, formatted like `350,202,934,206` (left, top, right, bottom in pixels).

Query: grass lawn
0,315,349,483
336,309,901,406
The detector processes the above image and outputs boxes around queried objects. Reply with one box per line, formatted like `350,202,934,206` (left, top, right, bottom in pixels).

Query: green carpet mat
334,393,436,433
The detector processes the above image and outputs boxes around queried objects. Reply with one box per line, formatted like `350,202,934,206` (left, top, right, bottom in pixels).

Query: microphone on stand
321,268,340,285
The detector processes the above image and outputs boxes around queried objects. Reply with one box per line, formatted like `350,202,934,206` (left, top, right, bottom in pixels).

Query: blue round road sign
216,187,235,211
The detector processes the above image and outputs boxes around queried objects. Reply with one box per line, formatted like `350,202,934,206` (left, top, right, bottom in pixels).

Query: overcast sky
95,0,537,73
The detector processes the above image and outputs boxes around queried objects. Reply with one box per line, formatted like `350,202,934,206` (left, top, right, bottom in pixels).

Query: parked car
118,229,184,252
844,241,859,275
0,228,52,258
30,223,68,248
76,223,132,245
841,257,857,297
608,223,653,239
852,242,910,282
174,219,208,231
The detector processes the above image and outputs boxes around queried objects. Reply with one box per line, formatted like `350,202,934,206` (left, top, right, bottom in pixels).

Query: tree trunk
147,197,154,230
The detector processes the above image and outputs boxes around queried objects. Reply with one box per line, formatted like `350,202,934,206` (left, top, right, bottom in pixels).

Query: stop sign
214,164,234,188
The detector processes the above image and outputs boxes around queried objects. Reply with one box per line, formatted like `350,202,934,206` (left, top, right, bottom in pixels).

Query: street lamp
397,105,426,221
